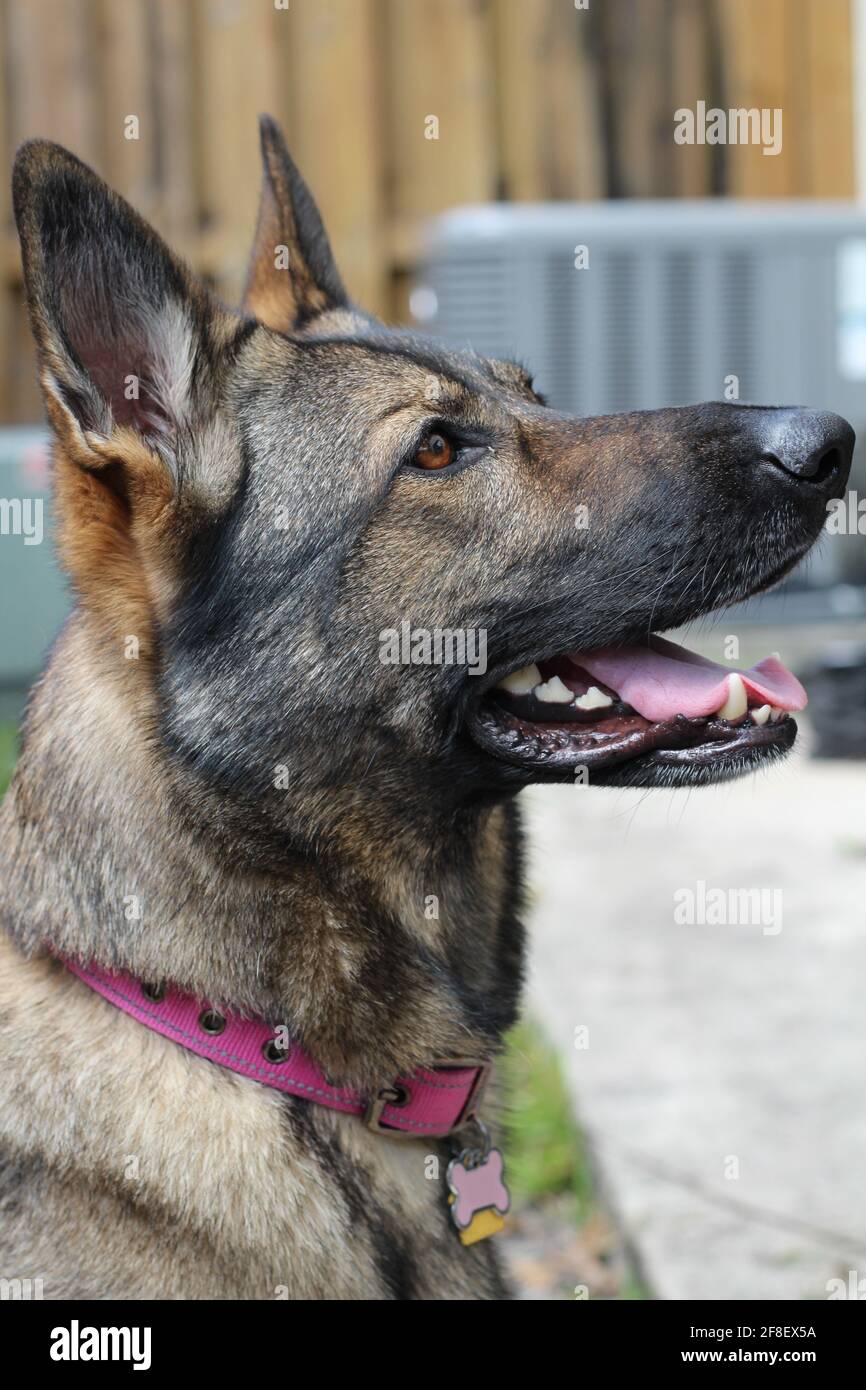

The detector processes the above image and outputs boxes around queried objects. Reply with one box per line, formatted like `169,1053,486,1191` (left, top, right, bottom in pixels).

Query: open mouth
468,635,806,786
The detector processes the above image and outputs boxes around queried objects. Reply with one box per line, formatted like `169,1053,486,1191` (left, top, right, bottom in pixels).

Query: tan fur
1,557,511,1296
2,113,850,1303
0,935,501,1299
0,121,546,1302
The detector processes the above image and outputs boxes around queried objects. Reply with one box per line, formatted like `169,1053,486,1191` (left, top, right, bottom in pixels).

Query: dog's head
13,119,853,859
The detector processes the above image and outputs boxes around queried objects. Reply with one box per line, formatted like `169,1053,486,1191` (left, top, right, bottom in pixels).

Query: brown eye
414,431,455,470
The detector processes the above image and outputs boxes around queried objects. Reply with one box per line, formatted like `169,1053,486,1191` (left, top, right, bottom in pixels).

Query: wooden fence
0,0,856,422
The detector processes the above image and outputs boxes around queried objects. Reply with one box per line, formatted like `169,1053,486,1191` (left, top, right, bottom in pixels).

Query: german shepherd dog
0,117,853,1301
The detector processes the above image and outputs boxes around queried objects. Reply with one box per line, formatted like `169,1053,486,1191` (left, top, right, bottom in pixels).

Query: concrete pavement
522,736,866,1300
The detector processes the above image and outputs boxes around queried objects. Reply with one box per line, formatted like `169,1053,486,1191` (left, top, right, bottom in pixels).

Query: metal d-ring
454,1115,492,1166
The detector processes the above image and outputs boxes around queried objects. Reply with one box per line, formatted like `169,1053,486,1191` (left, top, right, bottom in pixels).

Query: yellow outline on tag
448,1193,506,1246
458,1207,506,1245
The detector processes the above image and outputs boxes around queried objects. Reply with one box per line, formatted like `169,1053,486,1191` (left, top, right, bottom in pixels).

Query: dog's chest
1,980,508,1299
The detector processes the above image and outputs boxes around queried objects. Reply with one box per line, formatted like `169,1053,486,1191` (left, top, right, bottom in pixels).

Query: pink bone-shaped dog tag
448,1148,510,1229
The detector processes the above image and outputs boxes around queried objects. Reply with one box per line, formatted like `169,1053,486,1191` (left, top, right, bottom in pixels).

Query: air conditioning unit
0,428,66,713
416,202,866,600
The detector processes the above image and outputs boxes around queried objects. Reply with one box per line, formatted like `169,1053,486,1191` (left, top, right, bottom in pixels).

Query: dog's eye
413,431,455,470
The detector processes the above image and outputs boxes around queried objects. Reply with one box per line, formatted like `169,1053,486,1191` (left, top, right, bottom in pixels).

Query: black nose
750,407,854,492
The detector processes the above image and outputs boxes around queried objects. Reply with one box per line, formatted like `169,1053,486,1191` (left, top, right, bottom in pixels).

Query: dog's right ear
242,115,348,332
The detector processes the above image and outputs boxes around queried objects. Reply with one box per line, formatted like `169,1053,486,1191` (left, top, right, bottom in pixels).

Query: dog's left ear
243,115,348,332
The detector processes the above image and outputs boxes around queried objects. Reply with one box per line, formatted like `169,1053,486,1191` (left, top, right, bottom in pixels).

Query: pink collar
59,957,490,1140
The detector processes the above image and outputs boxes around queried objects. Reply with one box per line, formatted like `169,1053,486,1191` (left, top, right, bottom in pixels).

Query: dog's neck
0,617,526,1088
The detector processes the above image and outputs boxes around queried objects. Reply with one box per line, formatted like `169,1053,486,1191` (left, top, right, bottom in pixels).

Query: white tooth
534,675,574,704
717,672,748,720
496,663,542,696
575,685,613,710
750,704,771,726
769,706,787,722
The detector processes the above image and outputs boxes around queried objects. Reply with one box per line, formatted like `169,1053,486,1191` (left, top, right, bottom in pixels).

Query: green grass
0,721,18,797
502,1018,650,1299
501,1017,595,1217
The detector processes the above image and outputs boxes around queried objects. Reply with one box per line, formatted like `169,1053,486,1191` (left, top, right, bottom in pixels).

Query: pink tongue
571,635,807,723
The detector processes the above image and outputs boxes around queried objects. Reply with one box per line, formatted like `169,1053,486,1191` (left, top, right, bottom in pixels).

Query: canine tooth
574,686,613,710
534,676,574,704
750,704,771,726
717,673,748,720
496,663,542,695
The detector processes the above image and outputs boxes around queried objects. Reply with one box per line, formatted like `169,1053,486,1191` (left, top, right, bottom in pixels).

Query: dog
0,115,853,1300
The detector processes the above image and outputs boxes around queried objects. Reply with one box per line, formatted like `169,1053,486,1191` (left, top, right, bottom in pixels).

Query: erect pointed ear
242,115,348,332
13,139,233,466
12,140,239,648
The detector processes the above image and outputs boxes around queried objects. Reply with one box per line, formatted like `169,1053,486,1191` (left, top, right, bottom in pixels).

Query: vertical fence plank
718,0,799,197
152,0,198,258
6,0,100,158
286,0,386,317
5,0,103,423
97,0,154,214
492,0,552,202
803,0,854,197
611,0,673,197
384,0,496,268
543,0,604,199
669,0,716,196
193,0,280,302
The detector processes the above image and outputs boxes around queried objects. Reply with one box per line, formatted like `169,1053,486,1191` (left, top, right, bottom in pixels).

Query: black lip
587,720,798,788
467,699,796,779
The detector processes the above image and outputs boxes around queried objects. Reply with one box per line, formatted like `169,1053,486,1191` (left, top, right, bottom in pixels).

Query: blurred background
1,0,865,1300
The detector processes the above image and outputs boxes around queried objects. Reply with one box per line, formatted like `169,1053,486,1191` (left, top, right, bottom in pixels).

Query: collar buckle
435,1055,492,1134
364,1056,492,1139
